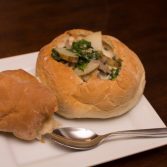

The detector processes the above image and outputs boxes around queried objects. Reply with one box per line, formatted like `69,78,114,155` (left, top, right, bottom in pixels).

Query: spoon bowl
48,127,167,150
52,127,98,140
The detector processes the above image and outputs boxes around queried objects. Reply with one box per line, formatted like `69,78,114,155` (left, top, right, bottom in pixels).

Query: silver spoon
47,127,167,150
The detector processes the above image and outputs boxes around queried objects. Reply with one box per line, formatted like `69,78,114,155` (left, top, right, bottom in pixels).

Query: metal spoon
47,127,167,150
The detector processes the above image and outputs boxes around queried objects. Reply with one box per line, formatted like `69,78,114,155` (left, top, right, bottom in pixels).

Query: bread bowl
0,69,57,140
36,29,145,119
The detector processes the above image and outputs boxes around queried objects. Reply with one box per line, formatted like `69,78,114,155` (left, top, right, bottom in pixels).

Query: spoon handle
103,127,167,140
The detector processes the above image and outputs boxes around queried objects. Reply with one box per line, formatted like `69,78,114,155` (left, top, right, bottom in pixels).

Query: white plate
0,52,166,167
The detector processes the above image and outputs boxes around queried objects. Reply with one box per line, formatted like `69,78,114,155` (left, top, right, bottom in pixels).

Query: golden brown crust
0,69,57,140
36,29,145,119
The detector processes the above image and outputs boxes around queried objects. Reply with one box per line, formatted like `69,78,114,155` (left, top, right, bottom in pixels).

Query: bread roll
0,69,57,140
36,29,145,119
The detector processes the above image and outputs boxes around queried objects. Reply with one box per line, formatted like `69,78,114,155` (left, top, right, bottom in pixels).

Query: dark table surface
0,0,167,166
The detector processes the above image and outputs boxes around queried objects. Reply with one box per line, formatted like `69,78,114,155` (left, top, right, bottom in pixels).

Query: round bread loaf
0,69,58,140
36,29,145,119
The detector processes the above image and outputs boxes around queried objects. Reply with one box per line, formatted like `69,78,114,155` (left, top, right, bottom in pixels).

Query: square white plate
0,52,166,167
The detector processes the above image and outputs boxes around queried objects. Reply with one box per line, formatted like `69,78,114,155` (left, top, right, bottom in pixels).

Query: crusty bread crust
36,29,145,119
0,69,57,140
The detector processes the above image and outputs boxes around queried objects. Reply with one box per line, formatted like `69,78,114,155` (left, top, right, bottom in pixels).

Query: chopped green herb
69,39,101,70
72,39,91,51
76,62,88,71
109,68,120,80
